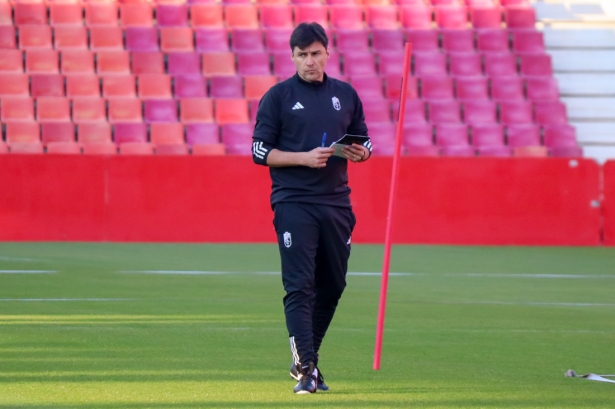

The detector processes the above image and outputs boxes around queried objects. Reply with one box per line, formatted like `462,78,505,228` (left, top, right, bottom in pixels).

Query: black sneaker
290,362,329,392
293,362,317,394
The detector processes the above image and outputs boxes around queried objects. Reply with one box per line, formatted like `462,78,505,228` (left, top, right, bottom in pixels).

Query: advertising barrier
603,161,615,246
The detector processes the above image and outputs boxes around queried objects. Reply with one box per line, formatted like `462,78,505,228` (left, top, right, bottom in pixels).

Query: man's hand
304,147,334,168
341,143,369,163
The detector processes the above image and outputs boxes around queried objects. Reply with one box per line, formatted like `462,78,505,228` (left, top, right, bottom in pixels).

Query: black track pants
273,202,356,367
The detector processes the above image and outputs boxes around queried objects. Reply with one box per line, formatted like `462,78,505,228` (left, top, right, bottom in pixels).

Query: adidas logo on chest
292,102,304,110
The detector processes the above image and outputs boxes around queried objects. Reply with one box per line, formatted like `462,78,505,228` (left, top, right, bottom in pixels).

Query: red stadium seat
19,25,52,49
0,27,17,50
180,98,214,123
157,5,189,27
49,4,83,26
191,4,224,28
377,51,405,76
405,29,439,52
202,52,236,76
483,53,517,77
336,29,370,52
231,29,265,52
421,75,454,99
66,75,101,98
90,27,125,51
155,143,189,155
471,123,505,147
396,99,427,123
366,6,399,29
119,142,154,155
192,143,226,155
367,122,397,156
0,3,12,27
525,77,559,101
120,4,154,27
371,30,404,53
455,76,489,100
435,123,473,156
46,141,81,154
363,101,391,123
225,5,259,29
9,141,44,154
195,28,229,52
85,4,119,26
245,75,278,99
6,122,40,143
265,28,293,52
383,75,418,100
237,53,271,75
78,123,112,143
519,53,552,77
97,51,131,75
72,98,107,123
471,7,503,29
272,52,296,78
449,53,482,76
37,97,71,122
150,122,184,144
513,146,548,157
61,51,95,75
543,124,577,148
534,100,568,125
41,122,75,144
221,123,253,155
0,50,24,73
108,99,143,123
174,75,207,98
294,5,329,27
512,30,545,54
435,6,468,29
114,123,148,144
499,100,533,124
160,27,195,52
125,27,159,52
31,74,65,97
490,76,524,100
403,122,433,148
210,76,243,98
26,50,59,74
186,123,220,145
131,52,165,75
463,100,497,124
477,29,509,54
326,53,342,77
0,74,29,97
428,100,461,123
1,98,34,122
82,142,117,155
505,7,535,30
167,52,201,75
400,6,433,29
215,98,249,123
54,26,88,50
102,75,136,99
138,74,173,99
506,124,540,147
343,52,376,77
15,4,47,25
260,5,293,28
441,30,475,53
330,5,364,29
350,76,384,100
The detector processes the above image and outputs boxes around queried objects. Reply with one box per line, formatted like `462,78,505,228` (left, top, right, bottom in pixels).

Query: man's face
292,41,329,83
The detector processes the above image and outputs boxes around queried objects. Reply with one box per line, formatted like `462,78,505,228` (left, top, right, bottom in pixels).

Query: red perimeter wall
603,161,615,246
0,155,605,245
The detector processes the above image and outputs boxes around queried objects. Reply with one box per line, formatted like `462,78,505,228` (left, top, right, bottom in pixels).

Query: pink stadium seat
19,25,53,49
0,50,24,73
431,0,460,5
435,6,468,29
368,122,397,156
455,76,489,100
45,142,81,154
476,144,512,156
0,3,12,27
513,146,548,157
231,29,265,52
155,143,189,155
403,123,433,148
501,0,531,5
26,50,59,74
441,30,475,53
138,74,173,99
102,75,136,98
512,30,545,54
294,5,329,27
157,5,189,27
225,5,259,29
505,7,535,30
490,76,524,100
78,123,112,143
534,100,567,125
114,123,148,144
82,142,117,155
54,26,88,50
506,124,540,146
471,123,505,147
525,77,559,101
383,75,418,100
421,75,454,99
8,142,44,154
49,4,83,26
195,28,230,52
428,100,461,123
180,98,214,123
90,27,124,51
366,6,399,29
210,76,243,98
483,53,517,77
121,4,154,27
167,52,201,75
0,27,16,50
378,51,405,76
125,27,159,52
265,28,293,52
394,99,427,123
435,124,473,156
471,7,503,29
150,122,184,144
343,52,377,77
463,99,497,124
191,4,224,28
245,75,278,99
186,123,220,145
72,98,107,123
499,100,533,124
336,29,370,52
160,27,195,52
326,53,342,77
330,5,364,29
350,76,384,100
5,122,40,144
0,74,29,97
37,97,70,122
97,51,131,75
400,6,433,29
550,145,583,157
174,75,207,98
237,53,271,75
66,75,101,98
131,52,165,75
1,98,34,122
85,4,119,26
543,124,577,148
477,29,509,54
61,51,94,75
215,99,249,124
249,99,260,122
192,143,226,155
202,52,236,76
272,52,296,78
449,53,482,76
371,30,404,52
119,142,154,155
108,99,143,122
221,123,253,155
31,74,64,97
41,122,75,144
405,30,439,52
260,5,293,28
15,4,47,25
519,53,552,77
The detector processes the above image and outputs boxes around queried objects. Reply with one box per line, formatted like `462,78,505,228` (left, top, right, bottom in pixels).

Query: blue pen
321,132,327,148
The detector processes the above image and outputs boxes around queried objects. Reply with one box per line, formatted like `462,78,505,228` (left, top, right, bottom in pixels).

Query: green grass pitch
0,243,614,408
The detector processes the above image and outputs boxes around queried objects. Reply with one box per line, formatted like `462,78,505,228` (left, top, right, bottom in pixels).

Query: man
251,22,372,394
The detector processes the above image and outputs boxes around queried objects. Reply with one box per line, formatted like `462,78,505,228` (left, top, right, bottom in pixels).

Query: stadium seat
383,75,417,100
336,29,369,52
399,6,433,29
167,53,201,75
78,123,112,143
61,51,95,75
15,4,47,26
97,51,131,75
421,75,454,100
195,28,229,52
477,29,509,54
525,77,559,101
108,99,143,122
202,52,236,76
155,143,189,155
37,97,71,122
435,6,468,29
512,146,548,157
326,53,342,77
190,4,224,28
114,123,148,144
41,122,75,144
0,27,16,50
272,52,296,78
260,5,293,28
180,98,214,123
119,142,154,155
265,28,293,52
138,74,173,99
395,99,427,123
231,29,265,52
157,5,189,27
245,75,278,100
543,124,577,148
366,6,399,29
476,144,512,156
455,77,489,100
82,142,117,155
186,123,220,145
66,75,101,98
342,52,376,77
102,75,137,99
49,4,83,26
8,142,44,154
405,30,439,52
150,122,184,145
363,102,391,123
0,3,12,27
125,27,159,52
350,76,384,100
0,50,24,73
45,141,81,154
19,25,52,49
225,5,259,29
210,76,243,98
237,53,271,75
26,50,59,74
160,28,195,52
490,76,524,100
215,99,249,123
31,74,65,97
441,30,475,53
72,98,107,123
483,53,517,77
5,122,40,144
1,98,34,122
377,51,405,76
471,123,505,147
221,123,253,155
192,143,226,155
371,30,404,53
499,100,533,124
519,54,552,77
403,122,434,148
131,52,165,75
435,124,473,156
471,7,503,29
90,27,125,51
534,100,567,125
85,4,119,26
330,5,364,29
505,7,535,30
428,100,461,124
463,100,497,124
449,53,482,77
0,74,29,97
506,124,540,146
367,122,397,156
294,5,329,27
248,99,260,122
54,26,88,50
512,30,545,54
120,4,154,27
174,75,207,98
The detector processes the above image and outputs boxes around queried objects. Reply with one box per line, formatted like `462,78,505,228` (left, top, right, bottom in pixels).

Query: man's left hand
341,143,369,163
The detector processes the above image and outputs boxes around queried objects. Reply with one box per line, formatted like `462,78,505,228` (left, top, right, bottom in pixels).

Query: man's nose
306,55,315,65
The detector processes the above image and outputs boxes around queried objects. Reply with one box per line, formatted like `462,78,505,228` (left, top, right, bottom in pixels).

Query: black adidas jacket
252,73,370,208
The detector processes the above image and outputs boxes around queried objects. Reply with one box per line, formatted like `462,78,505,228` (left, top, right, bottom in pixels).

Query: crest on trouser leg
284,232,292,248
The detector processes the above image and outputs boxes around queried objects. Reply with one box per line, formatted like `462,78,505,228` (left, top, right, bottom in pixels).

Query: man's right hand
303,147,334,168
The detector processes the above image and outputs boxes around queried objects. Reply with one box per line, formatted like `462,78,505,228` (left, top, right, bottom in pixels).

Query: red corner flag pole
373,42,412,370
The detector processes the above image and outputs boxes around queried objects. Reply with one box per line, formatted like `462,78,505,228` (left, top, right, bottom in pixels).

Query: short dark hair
290,22,328,51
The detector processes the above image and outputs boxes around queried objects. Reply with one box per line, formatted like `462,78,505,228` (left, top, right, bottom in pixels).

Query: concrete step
554,73,615,96
544,28,615,49
561,97,615,121
572,122,615,144
582,145,615,164
550,50,615,72
535,1,615,23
